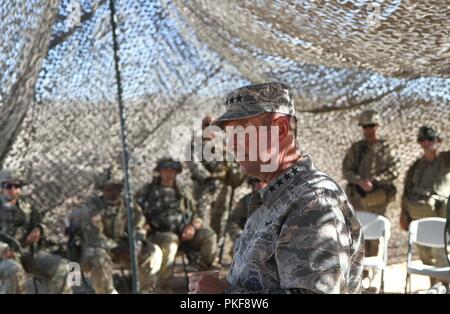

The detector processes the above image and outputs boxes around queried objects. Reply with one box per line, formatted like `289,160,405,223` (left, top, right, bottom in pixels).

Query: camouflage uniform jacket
227,155,364,294
402,151,450,210
77,196,146,250
0,195,45,253
228,192,257,241
135,182,199,236
342,139,400,188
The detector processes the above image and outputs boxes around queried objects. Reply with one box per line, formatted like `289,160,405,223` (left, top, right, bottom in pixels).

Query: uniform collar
258,154,313,209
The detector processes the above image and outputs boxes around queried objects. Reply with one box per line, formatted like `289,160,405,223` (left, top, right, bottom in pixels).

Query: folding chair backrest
409,218,449,248
356,211,391,240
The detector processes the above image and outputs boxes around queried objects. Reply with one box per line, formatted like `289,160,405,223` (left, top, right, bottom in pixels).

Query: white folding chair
356,211,391,293
405,217,450,293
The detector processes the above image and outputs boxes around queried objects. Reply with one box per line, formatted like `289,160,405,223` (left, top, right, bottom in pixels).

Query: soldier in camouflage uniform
189,82,363,294
226,177,266,256
0,169,71,294
400,126,450,286
135,158,218,289
189,115,244,237
342,110,400,262
71,168,162,294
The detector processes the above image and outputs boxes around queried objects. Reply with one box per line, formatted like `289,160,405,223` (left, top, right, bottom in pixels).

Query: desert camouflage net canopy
0,0,449,260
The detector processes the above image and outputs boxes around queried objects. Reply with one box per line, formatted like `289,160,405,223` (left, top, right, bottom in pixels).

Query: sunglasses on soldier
362,124,377,129
417,136,436,142
2,183,22,190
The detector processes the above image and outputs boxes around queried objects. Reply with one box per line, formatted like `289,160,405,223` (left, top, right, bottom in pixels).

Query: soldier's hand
181,224,196,242
358,179,374,193
400,210,410,231
25,227,41,244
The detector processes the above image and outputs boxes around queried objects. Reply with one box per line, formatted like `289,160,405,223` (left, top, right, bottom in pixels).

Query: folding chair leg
33,278,39,294
380,270,384,294
405,273,409,294
181,252,189,288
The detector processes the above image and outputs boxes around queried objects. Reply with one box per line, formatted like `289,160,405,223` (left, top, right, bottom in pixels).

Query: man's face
2,180,23,202
418,139,440,152
224,115,278,176
362,124,379,139
160,167,177,185
102,183,122,203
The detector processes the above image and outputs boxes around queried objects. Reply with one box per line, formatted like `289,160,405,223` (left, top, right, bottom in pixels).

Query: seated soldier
0,169,71,294
135,158,218,290
69,167,162,294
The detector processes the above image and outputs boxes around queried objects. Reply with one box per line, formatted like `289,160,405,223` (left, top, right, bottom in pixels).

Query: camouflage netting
1,0,449,262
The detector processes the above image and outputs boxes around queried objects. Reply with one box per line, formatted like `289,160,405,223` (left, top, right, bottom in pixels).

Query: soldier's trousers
81,243,163,294
151,228,218,287
0,252,72,294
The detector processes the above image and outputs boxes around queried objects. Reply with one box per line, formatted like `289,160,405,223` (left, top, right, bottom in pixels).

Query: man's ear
273,116,289,141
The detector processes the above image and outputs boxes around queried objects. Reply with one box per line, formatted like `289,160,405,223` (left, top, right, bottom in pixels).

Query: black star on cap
229,97,235,104
276,179,283,186
236,95,242,102
268,185,276,192
291,167,299,175
283,173,291,180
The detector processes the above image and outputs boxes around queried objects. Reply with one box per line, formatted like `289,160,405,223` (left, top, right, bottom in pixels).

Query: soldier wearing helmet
342,110,400,287
135,158,218,291
71,166,162,293
400,125,450,287
0,169,71,294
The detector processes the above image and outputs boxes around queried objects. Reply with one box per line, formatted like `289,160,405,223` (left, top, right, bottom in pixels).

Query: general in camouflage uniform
400,126,450,286
189,115,244,237
0,169,71,294
189,82,363,294
135,158,217,288
342,110,400,259
70,168,162,294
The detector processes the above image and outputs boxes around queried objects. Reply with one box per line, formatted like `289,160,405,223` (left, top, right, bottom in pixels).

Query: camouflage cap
212,82,295,129
417,125,441,141
0,169,23,185
358,110,381,126
155,157,182,173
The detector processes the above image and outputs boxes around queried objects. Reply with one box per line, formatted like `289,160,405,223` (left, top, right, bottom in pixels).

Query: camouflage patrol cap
95,167,124,189
156,157,182,173
358,110,381,126
417,125,441,141
0,169,23,185
212,82,295,129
